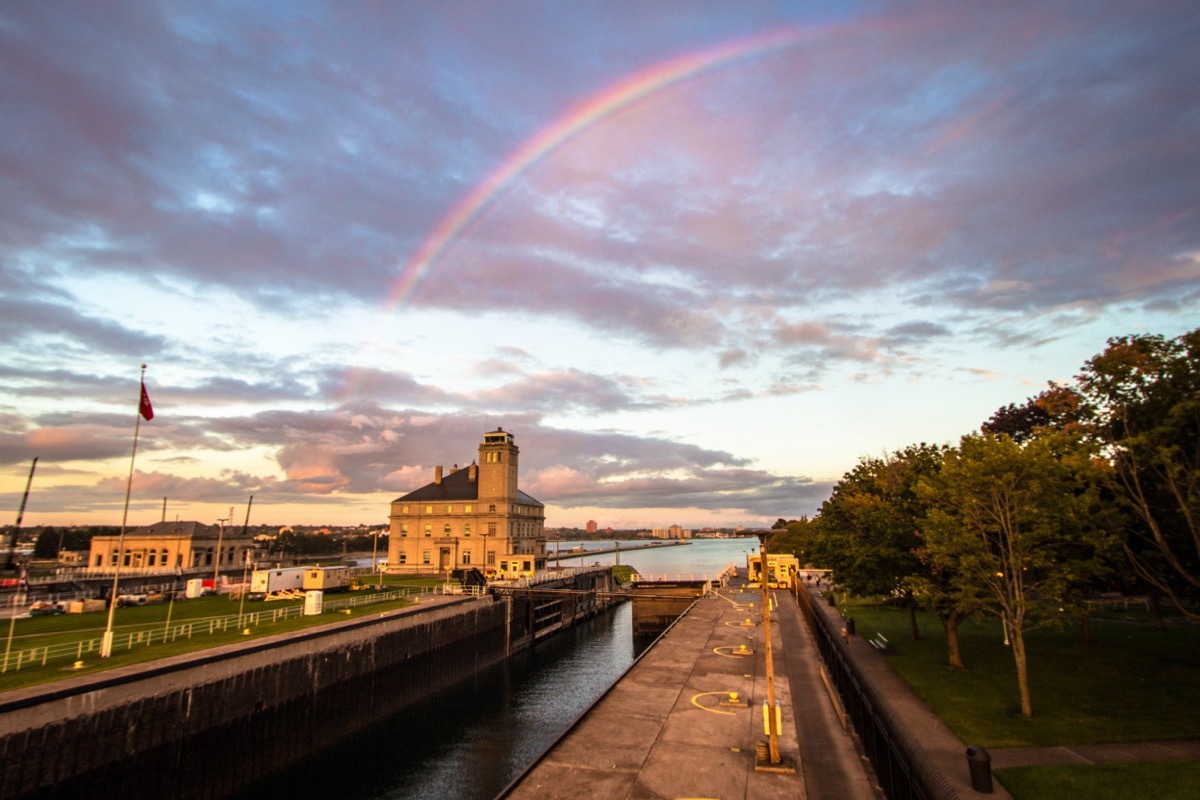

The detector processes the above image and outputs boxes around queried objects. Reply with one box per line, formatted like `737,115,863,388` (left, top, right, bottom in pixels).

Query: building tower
478,427,519,505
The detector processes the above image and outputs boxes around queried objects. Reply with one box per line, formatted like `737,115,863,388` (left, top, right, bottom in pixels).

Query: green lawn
0,579,443,693
841,602,1200,747
995,761,1200,800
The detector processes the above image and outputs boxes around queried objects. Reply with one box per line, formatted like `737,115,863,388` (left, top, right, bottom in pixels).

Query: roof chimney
468,461,477,482
434,466,443,484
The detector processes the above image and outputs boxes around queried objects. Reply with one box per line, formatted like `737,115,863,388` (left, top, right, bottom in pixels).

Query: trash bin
845,617,856,636
965,745,993,793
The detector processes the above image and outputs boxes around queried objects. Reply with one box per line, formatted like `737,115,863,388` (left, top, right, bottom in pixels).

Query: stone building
87,520,254,573
387,428,547,578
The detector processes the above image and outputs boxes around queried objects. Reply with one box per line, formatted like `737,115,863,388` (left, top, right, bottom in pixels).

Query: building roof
113,521,251,540
395,466,543,507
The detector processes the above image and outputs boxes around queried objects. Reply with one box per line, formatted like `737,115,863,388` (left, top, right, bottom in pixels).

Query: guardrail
1,585,442,674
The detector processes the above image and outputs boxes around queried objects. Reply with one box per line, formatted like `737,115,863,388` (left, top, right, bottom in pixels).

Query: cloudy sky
2,1,1197,531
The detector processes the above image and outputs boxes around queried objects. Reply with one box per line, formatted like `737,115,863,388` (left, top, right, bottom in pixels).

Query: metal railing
793,582,956,800
1,585,441,674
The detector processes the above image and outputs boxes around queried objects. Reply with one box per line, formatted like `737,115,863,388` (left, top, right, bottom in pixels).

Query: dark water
236,538,752,800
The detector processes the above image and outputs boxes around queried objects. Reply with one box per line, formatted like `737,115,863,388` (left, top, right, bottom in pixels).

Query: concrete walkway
505,575,879,799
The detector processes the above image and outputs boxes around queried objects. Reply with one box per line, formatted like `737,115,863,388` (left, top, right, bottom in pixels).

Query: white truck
249,566,307,598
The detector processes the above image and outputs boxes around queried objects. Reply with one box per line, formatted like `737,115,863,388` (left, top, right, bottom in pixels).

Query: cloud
3,1,1198,527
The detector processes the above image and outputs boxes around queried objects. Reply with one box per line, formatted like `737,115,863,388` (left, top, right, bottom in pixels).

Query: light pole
372,527,382,589
757,530,781,766
237,550,251,628
213,517,227,594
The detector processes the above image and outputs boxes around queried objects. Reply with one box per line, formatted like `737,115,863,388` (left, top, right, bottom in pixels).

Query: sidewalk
990,740,1200,769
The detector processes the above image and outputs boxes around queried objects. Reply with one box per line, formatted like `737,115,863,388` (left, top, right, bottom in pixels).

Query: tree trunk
1079,611,1091,643
943,611,965,669
907,597,920,640
1010,624,1033,718
1148,591,1165,630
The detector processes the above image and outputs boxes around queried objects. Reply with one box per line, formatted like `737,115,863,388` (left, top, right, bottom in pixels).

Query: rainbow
383,25,811,312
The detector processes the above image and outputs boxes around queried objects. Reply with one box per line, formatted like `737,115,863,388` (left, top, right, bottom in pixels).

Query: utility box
303,590,323,616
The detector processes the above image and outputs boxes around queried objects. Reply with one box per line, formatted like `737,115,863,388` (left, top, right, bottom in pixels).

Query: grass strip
995,760,1200,800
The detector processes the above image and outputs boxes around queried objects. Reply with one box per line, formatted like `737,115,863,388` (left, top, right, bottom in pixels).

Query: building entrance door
439,548,451,571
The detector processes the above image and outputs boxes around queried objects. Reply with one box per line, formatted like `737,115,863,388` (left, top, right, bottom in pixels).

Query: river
232,537,755,800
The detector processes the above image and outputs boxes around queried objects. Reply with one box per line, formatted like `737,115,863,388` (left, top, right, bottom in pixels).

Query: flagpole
100,364,150,658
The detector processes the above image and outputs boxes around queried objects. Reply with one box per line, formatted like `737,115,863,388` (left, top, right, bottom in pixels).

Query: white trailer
249,567,307,597
303,565,353,593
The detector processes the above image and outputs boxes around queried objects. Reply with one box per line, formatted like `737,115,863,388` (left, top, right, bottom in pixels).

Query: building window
148,552,156,567
401,523,408,536
443,523,451,535
425,505,433,514
465,505,472,513
489,504,496,513
462,551,471,565
488,522,496,535
424,524,432,537
446,505,453,514
464,524,471,536
487,551,495,566
422,550,431,565
399,553,407,564
96,554,103,567
402,505,409,514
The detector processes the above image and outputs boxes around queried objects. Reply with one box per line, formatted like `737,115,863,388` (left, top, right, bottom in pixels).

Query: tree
918,432,1116,717
769,517,814,564
1076,329,1200,619
810,444,945,641
982,383,1086,443
33,528,96,558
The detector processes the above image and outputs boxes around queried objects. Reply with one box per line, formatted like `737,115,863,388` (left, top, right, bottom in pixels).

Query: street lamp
757,529,781,766
213,517,228,593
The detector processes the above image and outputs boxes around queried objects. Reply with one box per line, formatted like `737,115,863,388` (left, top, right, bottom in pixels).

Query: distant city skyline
2,2,1198,531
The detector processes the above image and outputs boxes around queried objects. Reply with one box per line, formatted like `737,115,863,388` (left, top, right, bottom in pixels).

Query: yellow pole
759,531,780,764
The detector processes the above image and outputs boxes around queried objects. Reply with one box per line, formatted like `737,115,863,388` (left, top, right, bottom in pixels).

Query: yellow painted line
690,691,737,716
713,645,753,658
712,591,747,608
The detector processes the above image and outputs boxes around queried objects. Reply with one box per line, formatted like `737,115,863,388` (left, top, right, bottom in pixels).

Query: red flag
139,381,154,421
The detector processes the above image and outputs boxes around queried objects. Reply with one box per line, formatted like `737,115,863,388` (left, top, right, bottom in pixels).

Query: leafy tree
33,528,96,558
917,431,1117,717
982,400,1051,443
810,444,945,641
1075,328,1200,619
982,384,1086,443
768,517,814,564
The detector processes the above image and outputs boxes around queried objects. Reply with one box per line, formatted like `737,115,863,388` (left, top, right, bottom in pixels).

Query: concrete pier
503,573,879,799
